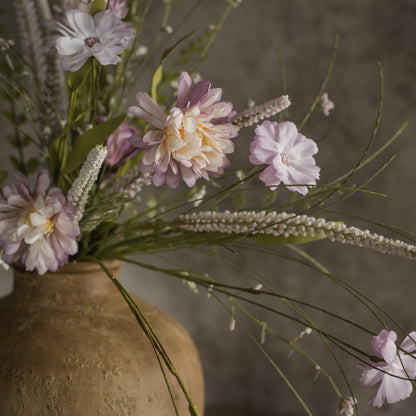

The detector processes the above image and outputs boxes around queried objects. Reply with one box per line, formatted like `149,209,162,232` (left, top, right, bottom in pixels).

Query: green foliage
64,115,127,174
26,158,39,174
232,193,246,211
81,193,134,233
67,61,92,91
0,171,7,186
90,0,106,16
116,152,144,178
261,190,278,207
151,65,163,102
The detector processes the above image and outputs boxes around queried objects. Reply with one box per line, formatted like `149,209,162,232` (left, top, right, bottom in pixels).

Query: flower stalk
178,211,416,260
67,145,108,221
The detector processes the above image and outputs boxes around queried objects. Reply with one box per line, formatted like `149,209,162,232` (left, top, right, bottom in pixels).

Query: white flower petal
56,37,85,56
129,92,167,129
94,10,120,35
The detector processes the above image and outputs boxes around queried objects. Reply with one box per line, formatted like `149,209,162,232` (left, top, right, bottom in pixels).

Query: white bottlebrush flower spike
55,9,136,71
68,145,108,221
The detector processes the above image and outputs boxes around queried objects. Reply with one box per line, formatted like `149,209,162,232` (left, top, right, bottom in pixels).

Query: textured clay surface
0,261,204,415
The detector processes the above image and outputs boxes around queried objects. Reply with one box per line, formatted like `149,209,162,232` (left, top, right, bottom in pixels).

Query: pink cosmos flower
249,120,320,195
356,329,416,407
0,171,80,275
128,71,239,188
55,9,136,72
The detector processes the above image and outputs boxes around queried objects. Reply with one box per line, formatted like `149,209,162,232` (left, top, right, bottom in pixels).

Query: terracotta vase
0,261,204,415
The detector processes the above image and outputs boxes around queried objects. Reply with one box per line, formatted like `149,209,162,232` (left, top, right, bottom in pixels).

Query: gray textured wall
1,1,416,415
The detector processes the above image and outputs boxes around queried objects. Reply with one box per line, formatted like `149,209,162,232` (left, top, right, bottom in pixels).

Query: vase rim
12,259,123,276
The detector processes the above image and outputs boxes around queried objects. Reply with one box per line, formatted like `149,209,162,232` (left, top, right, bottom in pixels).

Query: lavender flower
55,9,136,71
128,71,239,188
249,120,320,195
0,171,80,275
101,119,139,167
356,329,416,407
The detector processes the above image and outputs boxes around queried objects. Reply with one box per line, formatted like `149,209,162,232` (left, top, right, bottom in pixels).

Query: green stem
97,261,201,416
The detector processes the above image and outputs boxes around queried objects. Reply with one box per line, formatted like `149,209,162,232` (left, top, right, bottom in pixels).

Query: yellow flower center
23,209,54,235
45,219,54,235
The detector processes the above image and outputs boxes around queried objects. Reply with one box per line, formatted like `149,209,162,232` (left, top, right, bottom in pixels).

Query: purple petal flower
55,9,135,71
128,72,239,188
249,120,320,195
0,171,80,275
357,329,416,408
97,117,139,167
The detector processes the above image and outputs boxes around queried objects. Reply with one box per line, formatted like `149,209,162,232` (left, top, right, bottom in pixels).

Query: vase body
0,261,204,415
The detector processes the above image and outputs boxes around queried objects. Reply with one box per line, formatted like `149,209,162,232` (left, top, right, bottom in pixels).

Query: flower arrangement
0,0,415,415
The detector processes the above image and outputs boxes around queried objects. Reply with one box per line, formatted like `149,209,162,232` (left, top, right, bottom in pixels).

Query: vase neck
11,261,123,303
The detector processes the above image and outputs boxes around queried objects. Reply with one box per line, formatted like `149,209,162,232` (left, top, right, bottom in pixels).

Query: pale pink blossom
356,329,416,407
320,92,335,116
249,120,320,195
336,397,356,415
0,171,80,275
55,9,135,71
128,72,239,188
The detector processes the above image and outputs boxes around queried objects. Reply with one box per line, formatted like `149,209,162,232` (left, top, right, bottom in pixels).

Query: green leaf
64,115,126,174
261,190,277,207
0,170,8,185
10,155,21,170
232,193,246,211
90,0,106,16
151,65,163,102
116,152,144,178
67,60,91,91
26,158,39,174
247,233,325,245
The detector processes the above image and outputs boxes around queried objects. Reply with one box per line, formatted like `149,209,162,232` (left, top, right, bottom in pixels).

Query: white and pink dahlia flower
0,171,80,275
128,71,239,188
249,120,320,195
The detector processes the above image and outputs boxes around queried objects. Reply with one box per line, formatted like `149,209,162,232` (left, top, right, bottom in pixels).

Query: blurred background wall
1,1,416,415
